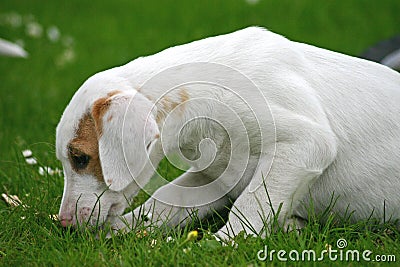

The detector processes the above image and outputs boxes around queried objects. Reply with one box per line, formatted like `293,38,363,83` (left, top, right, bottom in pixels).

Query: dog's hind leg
216,118,338,239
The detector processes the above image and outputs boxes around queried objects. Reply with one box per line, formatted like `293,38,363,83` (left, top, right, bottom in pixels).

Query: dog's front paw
104,217,129,238
215,222,259,243
106,211,154,238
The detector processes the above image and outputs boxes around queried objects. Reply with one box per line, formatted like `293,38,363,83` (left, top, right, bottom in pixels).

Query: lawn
1,0,400,266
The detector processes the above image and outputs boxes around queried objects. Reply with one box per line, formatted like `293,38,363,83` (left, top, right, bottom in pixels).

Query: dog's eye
71,154,90,170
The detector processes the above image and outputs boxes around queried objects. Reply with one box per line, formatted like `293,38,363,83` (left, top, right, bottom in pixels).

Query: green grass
1,0,400,266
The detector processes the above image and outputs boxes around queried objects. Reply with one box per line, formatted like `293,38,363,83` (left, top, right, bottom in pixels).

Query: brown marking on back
160,95,172,110
177,88,189,114
179,88,189,103
107,90,121,97
155,96,172,123
156,111,164,124
155,89,190,123
68,113,103,182
170,100,179,111
144,94,153,101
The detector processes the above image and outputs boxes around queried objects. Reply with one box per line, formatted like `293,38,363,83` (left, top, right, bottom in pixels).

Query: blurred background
0,0,399,171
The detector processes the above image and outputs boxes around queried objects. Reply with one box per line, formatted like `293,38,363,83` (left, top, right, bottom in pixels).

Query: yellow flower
179,230,199,247
186,230,198,241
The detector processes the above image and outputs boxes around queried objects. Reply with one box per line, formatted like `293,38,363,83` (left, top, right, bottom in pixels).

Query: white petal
38,167,45,176
25,157,37,165
25,21,43,38
22,149,32,158
47,25,60,42
47,167,55,176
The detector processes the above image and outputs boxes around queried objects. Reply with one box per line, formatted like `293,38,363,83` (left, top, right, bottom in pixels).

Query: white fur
56,27,400,237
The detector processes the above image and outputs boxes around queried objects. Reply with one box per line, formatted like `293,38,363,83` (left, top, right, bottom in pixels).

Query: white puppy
56,27,400,238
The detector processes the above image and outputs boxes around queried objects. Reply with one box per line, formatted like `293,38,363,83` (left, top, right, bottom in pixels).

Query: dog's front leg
111,169,231,234
216,119,338,239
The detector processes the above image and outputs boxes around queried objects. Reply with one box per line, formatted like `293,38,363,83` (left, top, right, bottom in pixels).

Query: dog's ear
91,91,159,192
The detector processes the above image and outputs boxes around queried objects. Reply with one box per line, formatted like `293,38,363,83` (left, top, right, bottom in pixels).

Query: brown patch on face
68,114,103,182
91,90,121,136
67,91,122,182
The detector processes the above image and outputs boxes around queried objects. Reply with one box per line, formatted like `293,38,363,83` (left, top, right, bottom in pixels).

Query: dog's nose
59,214,73,227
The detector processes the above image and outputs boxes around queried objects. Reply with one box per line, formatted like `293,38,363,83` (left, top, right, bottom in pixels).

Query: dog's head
56,73,160,228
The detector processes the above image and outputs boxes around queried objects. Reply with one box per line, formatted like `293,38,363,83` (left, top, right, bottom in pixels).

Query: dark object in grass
360,35,400,71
